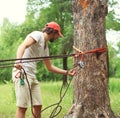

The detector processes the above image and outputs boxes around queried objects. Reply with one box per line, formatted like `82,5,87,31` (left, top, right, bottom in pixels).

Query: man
12,21,75,118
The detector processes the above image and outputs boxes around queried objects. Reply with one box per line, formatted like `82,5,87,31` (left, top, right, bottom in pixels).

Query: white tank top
22,31,49,78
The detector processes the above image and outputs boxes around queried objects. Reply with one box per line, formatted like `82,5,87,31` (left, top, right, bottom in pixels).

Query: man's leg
32,105,42,118
15,107,27,118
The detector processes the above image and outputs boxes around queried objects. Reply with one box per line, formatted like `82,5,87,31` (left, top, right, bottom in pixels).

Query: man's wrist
15,58,22,63
65,70,68,75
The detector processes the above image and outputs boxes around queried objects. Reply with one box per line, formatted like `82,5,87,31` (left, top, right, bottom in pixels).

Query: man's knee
17,107,27,113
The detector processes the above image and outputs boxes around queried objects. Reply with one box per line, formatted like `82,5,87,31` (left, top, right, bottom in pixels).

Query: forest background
0,0,120,83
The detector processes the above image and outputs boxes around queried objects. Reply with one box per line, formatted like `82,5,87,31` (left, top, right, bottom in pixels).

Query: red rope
84,47,106,54
73,46,106,55
73,46,107,68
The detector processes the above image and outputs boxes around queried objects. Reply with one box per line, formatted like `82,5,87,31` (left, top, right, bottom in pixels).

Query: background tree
106,0,120,30
107,43,120,78
106,10,120,30
114,42,120,77
106,0,120,78
65,0,118,117
108,43,118,77
0,18,21,83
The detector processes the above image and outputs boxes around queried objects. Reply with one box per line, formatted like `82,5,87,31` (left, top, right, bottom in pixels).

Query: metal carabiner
78,61,84,69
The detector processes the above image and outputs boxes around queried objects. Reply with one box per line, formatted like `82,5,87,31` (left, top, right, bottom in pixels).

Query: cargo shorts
12,68,42,108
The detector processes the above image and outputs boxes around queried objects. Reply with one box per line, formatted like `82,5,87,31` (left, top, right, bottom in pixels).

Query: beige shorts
12,68,42,108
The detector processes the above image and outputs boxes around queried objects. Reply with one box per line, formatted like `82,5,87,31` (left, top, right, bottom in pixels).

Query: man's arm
15,37,36,69
43,59,75,76
17,37,36,58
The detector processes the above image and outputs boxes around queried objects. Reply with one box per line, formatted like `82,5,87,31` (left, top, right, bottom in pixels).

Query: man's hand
67,69,76,76
14,60,22,70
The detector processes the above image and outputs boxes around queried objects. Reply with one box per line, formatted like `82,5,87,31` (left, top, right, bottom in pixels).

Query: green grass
0,79,120,118
109,79,120,116
41,81,73,118
0,81,73,118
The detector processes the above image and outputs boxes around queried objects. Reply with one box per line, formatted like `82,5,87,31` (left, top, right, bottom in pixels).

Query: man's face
49,33,60,43
49,38,54,42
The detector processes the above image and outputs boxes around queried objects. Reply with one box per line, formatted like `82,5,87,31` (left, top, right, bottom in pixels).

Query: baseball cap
46,22,63,37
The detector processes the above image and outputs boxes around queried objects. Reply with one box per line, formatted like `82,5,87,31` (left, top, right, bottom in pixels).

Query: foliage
107,42,120,78
0,0,74,82
0,0,120,82
106,0,120,30
35,0,74,81
108,43,118,77
0,18,23,83
36,0,74,55
106,11,120,30
106,0,120,78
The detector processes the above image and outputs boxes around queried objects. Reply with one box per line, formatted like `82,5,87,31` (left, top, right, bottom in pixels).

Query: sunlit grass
41,81,73,118
0,84,16,118
109,78,120,116
0,81,73,118
0,78,120,118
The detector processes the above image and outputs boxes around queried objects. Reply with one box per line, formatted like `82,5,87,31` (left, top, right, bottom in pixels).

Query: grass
109,79,120,116
41,81,73,118
0,78,120,118
0,81,73,118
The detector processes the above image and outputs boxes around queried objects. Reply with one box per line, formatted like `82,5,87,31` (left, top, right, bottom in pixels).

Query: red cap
46,22,63,37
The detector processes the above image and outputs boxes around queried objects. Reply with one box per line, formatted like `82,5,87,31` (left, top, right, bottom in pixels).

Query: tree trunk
65,0,118,118
62,56,68,86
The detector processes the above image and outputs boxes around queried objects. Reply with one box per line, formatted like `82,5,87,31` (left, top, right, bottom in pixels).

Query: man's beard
49,38,55,43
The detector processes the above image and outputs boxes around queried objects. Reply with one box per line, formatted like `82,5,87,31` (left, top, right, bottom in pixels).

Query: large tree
65,0,119,118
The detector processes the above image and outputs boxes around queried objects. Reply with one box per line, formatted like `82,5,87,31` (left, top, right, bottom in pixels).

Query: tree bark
65,0,119,118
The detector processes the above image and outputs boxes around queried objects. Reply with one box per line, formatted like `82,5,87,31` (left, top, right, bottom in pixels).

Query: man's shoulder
30,31,42,35
26,31,43,43
29,31,43,39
